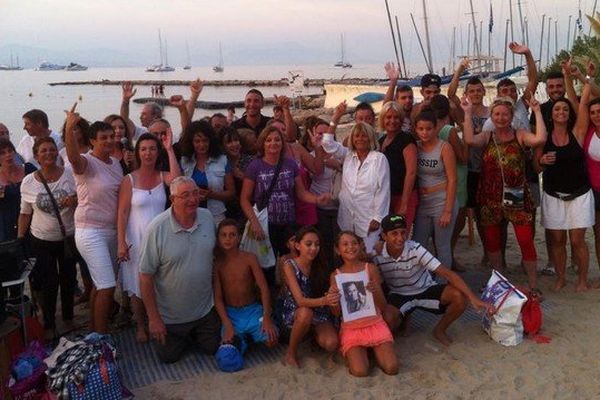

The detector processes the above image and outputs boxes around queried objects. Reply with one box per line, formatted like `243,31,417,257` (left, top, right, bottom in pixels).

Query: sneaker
540,264,556,276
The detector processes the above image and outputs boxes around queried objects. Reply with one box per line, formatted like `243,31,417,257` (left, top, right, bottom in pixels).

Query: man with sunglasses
139,176,220,363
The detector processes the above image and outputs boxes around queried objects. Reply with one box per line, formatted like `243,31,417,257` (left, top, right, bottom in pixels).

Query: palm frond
587,13,600,37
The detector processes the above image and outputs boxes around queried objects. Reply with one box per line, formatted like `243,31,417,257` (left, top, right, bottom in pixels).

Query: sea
0,64,384,143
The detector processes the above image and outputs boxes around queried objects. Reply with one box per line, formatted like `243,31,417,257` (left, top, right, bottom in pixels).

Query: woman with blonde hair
325,122,390,253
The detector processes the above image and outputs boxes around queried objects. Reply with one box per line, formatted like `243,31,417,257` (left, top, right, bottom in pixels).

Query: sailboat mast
219,42,224,67
554,20,558,56
508,0,515,68
517,0,526,44
539,15,545,70
422,0,434,72
451,26,457,72
503,19,510,72
524,17,529,47
158,29,163,66
410,13,432,73
384,0,402,76
469,0,480,67
488,1,492,58
479,20,483,57
395,16,408,79
546,17,551,67
567,16,572,50
164,37,169,67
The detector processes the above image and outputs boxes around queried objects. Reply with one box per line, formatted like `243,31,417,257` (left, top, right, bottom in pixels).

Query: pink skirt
339,316,394,356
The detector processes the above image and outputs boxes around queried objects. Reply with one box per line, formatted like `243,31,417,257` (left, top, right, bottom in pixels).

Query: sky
0,0,595,69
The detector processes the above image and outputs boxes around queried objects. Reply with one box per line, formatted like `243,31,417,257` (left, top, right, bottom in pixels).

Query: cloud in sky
0,0,593,67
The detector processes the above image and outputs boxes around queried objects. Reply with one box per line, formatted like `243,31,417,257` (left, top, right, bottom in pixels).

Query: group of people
1,40,600,376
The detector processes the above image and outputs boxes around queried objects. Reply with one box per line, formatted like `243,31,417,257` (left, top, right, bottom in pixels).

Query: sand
130,217,600,400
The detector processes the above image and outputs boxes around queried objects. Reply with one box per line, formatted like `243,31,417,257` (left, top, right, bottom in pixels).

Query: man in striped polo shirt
374,214,493,346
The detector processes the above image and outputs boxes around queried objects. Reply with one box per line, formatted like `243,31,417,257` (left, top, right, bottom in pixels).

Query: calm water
0,64,384,143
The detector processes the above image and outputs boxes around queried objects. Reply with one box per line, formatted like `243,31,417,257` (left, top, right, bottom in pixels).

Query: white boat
65,62,88,71
146,29,175,72
213,42,224,72
0,54,23,71
334,33,352,68
35,61,65,71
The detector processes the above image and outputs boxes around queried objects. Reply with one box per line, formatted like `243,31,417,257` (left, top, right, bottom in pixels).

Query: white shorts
75,227,118,290
541,190,595,230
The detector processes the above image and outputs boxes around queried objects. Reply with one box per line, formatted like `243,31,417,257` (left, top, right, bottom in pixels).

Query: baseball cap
420,74,442,88
381,214,407,233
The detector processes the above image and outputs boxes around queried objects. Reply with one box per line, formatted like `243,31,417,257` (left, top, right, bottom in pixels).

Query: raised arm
561,59,580,110
64,103,88,175
169,95,190,133
186,78,203,121
160,127,182,184
509,42,538,99
448,58,469,105
274,95,298,143
120,82,137,140
460,96,489,148
520,97,547,147
573,81,592,144
383,62,400,104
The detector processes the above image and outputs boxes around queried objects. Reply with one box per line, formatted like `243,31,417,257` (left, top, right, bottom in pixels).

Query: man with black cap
409,73,442,123
374,213,493,346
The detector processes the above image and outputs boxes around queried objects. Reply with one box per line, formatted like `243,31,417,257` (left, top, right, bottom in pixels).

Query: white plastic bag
240,205,275,269
481,270,527,346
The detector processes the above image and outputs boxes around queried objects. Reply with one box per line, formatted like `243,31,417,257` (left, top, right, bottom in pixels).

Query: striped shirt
374,240,440,296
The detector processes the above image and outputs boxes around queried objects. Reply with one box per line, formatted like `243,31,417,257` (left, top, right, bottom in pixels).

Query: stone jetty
48,78,383,87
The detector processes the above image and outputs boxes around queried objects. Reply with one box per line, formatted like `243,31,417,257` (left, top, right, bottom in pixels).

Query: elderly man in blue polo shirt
139,176,220,363
374,214,493,346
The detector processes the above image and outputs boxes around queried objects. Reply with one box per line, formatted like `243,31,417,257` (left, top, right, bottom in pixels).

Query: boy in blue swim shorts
213,219,278,354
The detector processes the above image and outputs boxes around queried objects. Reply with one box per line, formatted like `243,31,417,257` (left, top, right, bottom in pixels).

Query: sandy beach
128,215,600,400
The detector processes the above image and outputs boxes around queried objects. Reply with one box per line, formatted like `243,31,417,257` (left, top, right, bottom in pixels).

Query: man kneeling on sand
374,214,494,346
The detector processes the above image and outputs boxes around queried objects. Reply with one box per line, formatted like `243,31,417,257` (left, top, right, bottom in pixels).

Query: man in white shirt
18,109,63,167
374,214,493,346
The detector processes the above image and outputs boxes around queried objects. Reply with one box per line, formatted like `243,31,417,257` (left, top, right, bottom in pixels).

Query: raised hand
459,95,472,114
190,78,203,96
160,127,173,149
122,82,137,101
459,57,470,70
64,102,80,131
586,59,596,78
308,127,323,149
384,62,399,81
169,94,186,108
332,100,347,122
274,94,290,109
508,42,530,55
525,96,540,113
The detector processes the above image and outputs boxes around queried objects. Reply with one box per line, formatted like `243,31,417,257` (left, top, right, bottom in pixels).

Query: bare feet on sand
575,281,589,292
433,327,453,347
553,278,567,292
284,352,300,368
591,278,600,289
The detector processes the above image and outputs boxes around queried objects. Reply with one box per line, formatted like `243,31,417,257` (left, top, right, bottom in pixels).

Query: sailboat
183,41,191,70
146,29,175,72
0,53,23,71
334,33,352,68
213,42,224,72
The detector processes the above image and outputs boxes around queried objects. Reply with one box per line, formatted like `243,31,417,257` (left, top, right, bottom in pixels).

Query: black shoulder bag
256,158,284,212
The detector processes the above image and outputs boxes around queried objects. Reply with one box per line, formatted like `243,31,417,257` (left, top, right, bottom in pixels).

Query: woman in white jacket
326,122,391,253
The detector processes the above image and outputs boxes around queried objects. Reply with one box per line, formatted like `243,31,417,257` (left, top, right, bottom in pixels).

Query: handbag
36,171,76,259
240,158,284,268
330,169,342,205
492,135,525,209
